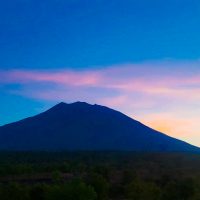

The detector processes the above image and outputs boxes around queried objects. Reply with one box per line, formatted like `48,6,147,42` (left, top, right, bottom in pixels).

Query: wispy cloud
0,69,101,86
1,60,200,145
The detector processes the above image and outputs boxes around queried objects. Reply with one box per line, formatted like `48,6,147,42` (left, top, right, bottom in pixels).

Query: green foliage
45,180,97,200
0,181,97,200
122,169,136,184
51,170,62,184
29,185,45,200
87,173,109,200
126,178,161,200
0,183,29,200
0,152,200,200
161,179,195,200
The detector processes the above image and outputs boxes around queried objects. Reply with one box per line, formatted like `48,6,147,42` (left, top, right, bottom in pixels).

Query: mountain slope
0,102,199,151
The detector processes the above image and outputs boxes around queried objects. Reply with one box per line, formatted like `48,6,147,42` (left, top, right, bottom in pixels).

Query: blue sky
0,0,200,69
1,0,200,146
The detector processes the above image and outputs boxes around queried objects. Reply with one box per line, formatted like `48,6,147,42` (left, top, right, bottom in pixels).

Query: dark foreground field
0,151,200,200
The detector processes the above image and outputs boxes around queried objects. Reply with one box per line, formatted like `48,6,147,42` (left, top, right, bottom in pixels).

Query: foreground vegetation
0,151,200,199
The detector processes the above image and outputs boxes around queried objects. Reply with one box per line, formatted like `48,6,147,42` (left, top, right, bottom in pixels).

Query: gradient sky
0,0,200,146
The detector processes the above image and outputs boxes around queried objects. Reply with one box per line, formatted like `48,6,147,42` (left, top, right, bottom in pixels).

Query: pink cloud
1,60,200,105
1,60,200,146
0,69,101,86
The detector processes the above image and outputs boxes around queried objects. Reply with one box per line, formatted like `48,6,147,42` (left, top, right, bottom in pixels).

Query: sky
0,0,200,146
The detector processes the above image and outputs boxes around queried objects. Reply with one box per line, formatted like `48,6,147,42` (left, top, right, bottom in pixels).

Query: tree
126,179,161,200
0,183,29,200
45,179,97,200
29,184,45,200
52,170,62,184
87,173,109,200
161,179,195,200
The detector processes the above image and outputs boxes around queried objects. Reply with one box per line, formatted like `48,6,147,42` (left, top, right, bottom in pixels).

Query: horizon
0,0,200,147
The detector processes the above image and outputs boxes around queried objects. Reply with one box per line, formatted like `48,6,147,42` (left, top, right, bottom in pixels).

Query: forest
0,151,200,200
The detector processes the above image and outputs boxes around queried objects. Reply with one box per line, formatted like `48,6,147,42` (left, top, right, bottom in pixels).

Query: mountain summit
0,102,198,151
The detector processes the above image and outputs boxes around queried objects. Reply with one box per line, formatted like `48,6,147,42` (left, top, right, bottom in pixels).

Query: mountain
0,102,199,151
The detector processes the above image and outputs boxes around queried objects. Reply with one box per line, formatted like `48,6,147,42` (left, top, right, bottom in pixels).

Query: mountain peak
47,101,94,113
71,101,91,106
55,101,92,107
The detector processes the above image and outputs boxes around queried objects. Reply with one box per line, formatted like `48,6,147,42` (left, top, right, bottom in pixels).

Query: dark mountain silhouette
0,102,199,151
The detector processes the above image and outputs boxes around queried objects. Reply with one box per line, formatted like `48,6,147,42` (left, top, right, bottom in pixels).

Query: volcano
0,102,198,151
